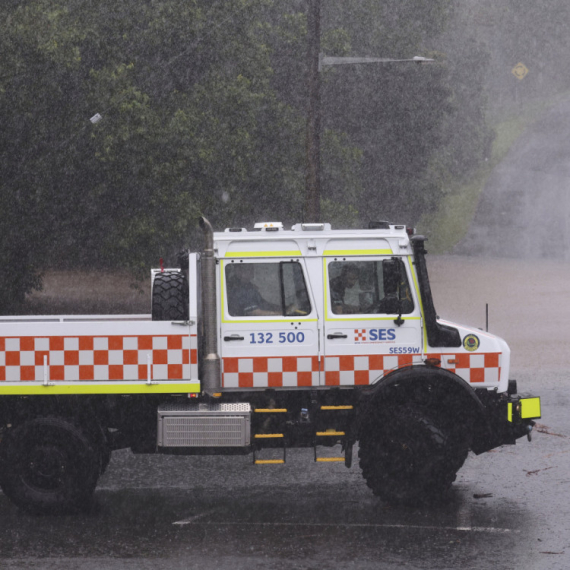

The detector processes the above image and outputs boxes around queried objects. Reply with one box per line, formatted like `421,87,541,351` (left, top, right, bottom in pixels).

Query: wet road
0,381,567,570
1,256,570,569
457,95,570,259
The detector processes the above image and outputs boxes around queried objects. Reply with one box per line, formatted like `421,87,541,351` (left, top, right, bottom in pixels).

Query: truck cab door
219,258,320,389
323,256,423,386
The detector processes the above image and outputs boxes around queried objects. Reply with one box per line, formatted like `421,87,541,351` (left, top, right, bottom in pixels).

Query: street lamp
303,0,434,222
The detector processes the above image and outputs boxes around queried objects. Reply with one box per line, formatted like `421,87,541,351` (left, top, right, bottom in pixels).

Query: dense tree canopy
0,0,492,311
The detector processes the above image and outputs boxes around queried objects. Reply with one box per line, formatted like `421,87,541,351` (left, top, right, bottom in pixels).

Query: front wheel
359,406,468,506
0,417,101,514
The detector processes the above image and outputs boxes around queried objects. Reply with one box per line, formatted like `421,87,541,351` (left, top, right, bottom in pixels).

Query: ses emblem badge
463,334,480,352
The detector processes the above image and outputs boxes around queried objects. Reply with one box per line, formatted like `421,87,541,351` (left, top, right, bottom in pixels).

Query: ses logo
354,328,396,343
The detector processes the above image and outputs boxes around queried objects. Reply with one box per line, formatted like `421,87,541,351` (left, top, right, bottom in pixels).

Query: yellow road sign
512,62,529,80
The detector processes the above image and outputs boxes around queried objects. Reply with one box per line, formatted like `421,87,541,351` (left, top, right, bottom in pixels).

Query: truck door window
328,260,414,315
226,262,311,317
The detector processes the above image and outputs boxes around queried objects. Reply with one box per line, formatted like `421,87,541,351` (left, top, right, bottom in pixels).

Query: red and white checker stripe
354,329,367,342
223,356,320,388
436,352,502,384
222,351,502,388
324,353,424,386
0,335,198,382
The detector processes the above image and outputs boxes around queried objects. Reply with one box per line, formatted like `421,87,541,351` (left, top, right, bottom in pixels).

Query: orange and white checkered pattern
354,329,367,342
324,353,424,385
222,351,502,388
0,335,198,382
223,356,320,388
435,352,502,384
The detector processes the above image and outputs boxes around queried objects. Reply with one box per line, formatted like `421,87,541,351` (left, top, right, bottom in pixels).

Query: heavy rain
1,1,570,568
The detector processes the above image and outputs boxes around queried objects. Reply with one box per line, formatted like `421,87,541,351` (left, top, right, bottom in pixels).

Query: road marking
173,509,221,526
178,521,517,534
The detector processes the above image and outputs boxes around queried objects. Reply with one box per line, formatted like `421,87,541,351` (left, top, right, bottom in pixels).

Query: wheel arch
358,365,492,450
0,395,110,458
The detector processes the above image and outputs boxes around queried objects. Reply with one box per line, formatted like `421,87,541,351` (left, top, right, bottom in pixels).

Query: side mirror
382,258,400,296
382,258,404,325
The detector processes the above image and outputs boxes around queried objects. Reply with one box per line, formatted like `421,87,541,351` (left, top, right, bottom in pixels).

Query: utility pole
304,0,321,223
303,0,433,224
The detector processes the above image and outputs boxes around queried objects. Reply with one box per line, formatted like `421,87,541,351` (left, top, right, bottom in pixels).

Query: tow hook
527,422,534,442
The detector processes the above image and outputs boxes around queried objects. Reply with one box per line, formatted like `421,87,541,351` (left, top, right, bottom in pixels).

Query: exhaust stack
199,216,221,396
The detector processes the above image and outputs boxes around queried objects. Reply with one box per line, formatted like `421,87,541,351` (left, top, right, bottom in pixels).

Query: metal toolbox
157,402,251,447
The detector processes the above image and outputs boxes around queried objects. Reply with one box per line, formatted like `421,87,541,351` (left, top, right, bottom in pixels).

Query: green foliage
0,0,491,312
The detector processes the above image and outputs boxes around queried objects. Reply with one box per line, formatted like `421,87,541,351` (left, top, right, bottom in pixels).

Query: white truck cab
213,222,508,392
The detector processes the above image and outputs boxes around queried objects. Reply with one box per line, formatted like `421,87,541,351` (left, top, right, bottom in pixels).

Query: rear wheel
152,271,188,321
359,406,468,506
0,417,101,514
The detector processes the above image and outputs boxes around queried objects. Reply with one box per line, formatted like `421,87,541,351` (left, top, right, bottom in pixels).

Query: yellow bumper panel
520,397,541,420
0,381,200,396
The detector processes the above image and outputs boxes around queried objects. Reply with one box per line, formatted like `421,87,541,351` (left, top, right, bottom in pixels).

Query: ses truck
0,218,540,513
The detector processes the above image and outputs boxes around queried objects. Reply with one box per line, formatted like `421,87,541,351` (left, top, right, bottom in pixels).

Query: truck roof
213,223,412,258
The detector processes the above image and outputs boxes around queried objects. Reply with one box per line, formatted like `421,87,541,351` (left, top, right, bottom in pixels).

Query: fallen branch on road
534,423,566,438
524,466,553,476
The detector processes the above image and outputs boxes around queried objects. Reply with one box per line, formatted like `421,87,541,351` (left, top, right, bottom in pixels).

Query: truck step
254,433,284,439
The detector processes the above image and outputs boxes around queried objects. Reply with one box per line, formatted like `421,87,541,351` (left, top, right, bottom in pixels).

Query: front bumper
506,395,541,441
472,390,541,454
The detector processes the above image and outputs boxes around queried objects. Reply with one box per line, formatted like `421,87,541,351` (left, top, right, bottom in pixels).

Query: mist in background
1,0,569,311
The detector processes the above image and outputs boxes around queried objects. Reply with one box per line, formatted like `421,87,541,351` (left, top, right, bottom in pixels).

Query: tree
0,0,492,312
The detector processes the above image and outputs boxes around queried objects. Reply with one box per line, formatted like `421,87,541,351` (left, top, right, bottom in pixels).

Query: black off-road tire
99,444,112,475
358,406,468,506
152,271,189,321
0,417,101,515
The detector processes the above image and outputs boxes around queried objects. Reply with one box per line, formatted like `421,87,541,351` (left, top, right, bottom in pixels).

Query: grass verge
418,93,570,253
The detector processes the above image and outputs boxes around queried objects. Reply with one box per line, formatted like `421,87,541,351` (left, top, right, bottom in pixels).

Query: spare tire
152,271,189,321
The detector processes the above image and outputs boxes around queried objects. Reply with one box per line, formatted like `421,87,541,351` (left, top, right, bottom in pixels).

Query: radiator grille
161,416,247,447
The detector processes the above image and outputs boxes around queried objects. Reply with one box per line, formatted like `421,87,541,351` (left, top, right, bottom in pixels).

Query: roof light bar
253,222,284,230
300,223,325,231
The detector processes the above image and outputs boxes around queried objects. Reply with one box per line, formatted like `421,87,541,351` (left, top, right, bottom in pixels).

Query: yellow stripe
323,249,393,256
0,381,200,396
520,397,541,419
221,260,227,322
316,457,345,462
254,434,284,438
321,405,353,410
324,257,329,317
223,318,318,324
254,408,287,413
316,431,345,436
255,459,285,464
325,316,421,323
225,251,301,258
